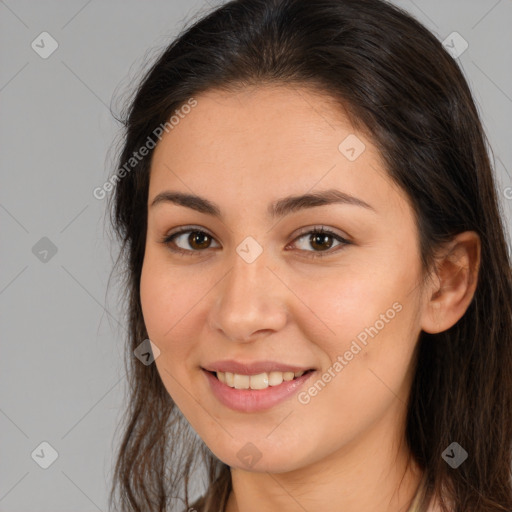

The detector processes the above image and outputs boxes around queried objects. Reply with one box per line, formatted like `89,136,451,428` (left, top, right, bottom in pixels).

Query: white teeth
268,371,284,386
233,374,250,389
225,372,234,387
215,369,308,390
248,372,268,390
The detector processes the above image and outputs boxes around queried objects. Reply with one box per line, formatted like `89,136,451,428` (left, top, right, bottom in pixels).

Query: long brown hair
105,0,512,510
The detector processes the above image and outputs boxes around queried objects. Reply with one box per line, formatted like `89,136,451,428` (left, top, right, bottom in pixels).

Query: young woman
106,0,512,511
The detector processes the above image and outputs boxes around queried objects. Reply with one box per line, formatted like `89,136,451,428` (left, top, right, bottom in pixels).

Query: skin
140,85,480,512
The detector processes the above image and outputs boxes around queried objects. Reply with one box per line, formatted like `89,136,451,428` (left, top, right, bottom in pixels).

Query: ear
421,231,481,334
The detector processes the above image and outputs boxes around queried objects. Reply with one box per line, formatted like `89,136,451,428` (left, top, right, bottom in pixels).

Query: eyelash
159,225,352,259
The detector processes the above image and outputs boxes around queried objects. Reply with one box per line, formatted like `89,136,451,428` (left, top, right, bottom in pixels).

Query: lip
202,359,315,375
202,368,316,413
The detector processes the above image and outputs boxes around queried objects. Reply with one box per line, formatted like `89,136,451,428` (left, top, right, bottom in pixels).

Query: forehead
153,85,364,165
148,85,407,215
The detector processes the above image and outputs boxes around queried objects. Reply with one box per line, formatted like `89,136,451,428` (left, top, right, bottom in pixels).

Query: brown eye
309,232,335,251
187,231,212,249
289,227,351,258
161,228,220,255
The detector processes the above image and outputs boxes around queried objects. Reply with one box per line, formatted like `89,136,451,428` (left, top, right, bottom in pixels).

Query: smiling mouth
205,369,315,390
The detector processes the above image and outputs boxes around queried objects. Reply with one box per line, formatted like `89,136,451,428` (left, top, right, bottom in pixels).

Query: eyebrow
150,188,376,219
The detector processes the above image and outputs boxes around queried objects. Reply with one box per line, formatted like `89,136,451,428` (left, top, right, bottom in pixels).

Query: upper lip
202,360,315,375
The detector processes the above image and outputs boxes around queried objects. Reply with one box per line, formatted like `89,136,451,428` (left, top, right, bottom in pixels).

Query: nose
207,245,289,343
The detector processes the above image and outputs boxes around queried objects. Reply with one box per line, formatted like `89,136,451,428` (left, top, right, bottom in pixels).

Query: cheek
139,255,207,410
139,256,198,395
288,263,408,348
289,262,419,402
287,276,418,457
140,251,207,341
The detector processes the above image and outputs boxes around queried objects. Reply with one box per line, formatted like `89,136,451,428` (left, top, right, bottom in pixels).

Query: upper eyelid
293,225,350,240
165,225,218,242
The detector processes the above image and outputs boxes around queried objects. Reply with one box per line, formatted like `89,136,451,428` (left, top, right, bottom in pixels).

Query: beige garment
407,474,446,512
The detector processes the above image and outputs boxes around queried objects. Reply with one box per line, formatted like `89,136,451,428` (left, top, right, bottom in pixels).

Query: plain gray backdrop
1,0,511,510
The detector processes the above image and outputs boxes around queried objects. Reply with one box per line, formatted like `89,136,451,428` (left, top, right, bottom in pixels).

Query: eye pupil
310,233,333,251
190,231,210,249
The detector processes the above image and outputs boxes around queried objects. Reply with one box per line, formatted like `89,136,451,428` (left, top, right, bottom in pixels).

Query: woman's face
140,85,428,473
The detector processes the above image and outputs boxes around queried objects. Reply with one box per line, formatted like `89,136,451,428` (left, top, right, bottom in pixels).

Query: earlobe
421,231,481,334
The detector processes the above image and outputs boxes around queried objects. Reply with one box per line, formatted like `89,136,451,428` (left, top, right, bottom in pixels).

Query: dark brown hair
106,0,512,510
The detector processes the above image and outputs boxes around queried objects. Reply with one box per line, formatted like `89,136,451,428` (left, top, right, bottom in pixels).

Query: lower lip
202,369,315,413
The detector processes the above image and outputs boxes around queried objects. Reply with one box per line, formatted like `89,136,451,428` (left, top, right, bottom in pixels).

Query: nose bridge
208,237,288,341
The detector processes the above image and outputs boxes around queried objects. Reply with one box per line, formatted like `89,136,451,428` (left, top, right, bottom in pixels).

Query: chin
207,440,308,474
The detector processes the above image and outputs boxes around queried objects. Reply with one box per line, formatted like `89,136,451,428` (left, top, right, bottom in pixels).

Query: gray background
1,0,511,510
